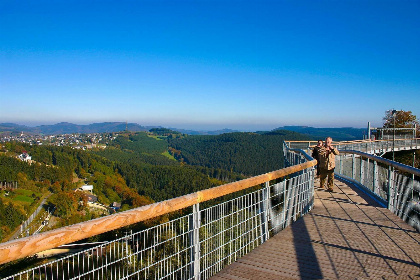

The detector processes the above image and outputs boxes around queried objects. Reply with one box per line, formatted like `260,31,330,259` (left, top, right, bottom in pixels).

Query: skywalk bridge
285,138,420,156
0,139,419,279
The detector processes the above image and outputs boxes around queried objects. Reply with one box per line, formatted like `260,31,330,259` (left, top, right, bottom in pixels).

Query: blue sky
1,0,419,131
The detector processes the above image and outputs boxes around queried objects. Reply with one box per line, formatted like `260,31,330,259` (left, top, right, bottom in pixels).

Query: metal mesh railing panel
335,153,420,232
3,215,193,280
389,173,420,230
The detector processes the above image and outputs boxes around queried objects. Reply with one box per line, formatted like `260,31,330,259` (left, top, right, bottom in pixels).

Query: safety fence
0,148,316,279
335,150,420,231
336,138,420,155
285,138,420,155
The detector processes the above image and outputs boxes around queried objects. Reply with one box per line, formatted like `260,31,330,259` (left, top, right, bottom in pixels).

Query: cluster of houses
1,132,117,149
14,152,122,213
76,185,121,211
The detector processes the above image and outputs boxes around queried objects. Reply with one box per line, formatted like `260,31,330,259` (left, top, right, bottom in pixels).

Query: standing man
311,140,323,177
319,137,339,192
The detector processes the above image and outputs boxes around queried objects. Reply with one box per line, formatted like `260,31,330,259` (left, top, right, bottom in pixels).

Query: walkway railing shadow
313,177,420,278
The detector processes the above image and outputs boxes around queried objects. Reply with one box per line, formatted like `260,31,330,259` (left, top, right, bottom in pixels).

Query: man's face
326,138,332,146
317,141,322,146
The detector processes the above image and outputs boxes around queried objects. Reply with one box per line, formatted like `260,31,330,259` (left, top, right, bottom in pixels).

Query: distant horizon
2,120,372,132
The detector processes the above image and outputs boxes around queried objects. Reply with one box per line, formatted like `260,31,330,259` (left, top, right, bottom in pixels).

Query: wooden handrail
0,160,316,265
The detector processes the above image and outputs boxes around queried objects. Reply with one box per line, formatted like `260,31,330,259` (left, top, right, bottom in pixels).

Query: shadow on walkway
211,178,420,279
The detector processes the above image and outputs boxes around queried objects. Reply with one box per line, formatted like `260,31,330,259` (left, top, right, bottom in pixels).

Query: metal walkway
210,178,420,280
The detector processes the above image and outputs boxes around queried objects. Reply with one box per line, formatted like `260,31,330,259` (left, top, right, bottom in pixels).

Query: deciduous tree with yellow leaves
383,109,418,128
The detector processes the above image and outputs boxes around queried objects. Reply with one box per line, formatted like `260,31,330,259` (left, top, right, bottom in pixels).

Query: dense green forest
93,132,245,202
92,132,178,166
168,130,313,176
274,126,366,141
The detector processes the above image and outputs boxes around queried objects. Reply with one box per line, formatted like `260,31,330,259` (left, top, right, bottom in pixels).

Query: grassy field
147,134,166,141
6,189,41,205
162,150,176,161
13,195,34,203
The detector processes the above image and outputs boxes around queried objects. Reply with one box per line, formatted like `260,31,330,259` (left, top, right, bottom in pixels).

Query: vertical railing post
284,177,296,227
292,176,300,222
264,182,270,237
373,161,378,195
412,151,416,201
387,166,393,210
189,203,201,280
352,154,356,179
360,156,364,185
259,182,269,243
309,166,315,212
367,158,370,187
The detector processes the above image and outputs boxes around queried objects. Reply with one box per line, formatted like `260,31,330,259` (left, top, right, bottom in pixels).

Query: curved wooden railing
0,159,316,265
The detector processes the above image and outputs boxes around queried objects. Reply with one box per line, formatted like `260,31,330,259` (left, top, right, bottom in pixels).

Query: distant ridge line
0,122,365,140
0,122,152,135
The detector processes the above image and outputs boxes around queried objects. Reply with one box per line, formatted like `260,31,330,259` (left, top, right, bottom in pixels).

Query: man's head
325,137,332,147
317,140,323,146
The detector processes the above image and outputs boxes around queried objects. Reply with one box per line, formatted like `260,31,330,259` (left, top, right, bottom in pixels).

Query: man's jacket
319,146,339,170
312,146,322,161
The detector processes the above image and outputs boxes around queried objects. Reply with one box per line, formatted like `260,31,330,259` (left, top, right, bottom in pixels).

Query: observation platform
211,178,420,280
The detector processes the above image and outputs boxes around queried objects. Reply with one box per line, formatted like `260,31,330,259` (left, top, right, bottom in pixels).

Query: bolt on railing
0,144,316,280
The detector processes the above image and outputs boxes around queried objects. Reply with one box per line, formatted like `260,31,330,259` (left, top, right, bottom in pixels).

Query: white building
18,153,31,162
81,185,93,192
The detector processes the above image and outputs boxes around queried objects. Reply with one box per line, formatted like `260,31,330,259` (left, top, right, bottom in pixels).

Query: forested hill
0,122,153,135
276,126,365,141
93,132,178,166
91,132,245,201
168,130,313,176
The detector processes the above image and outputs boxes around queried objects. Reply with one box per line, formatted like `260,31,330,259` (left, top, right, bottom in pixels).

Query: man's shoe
327,188,333,192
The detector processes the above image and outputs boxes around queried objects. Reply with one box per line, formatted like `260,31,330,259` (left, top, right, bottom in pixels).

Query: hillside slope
168,130,313,176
